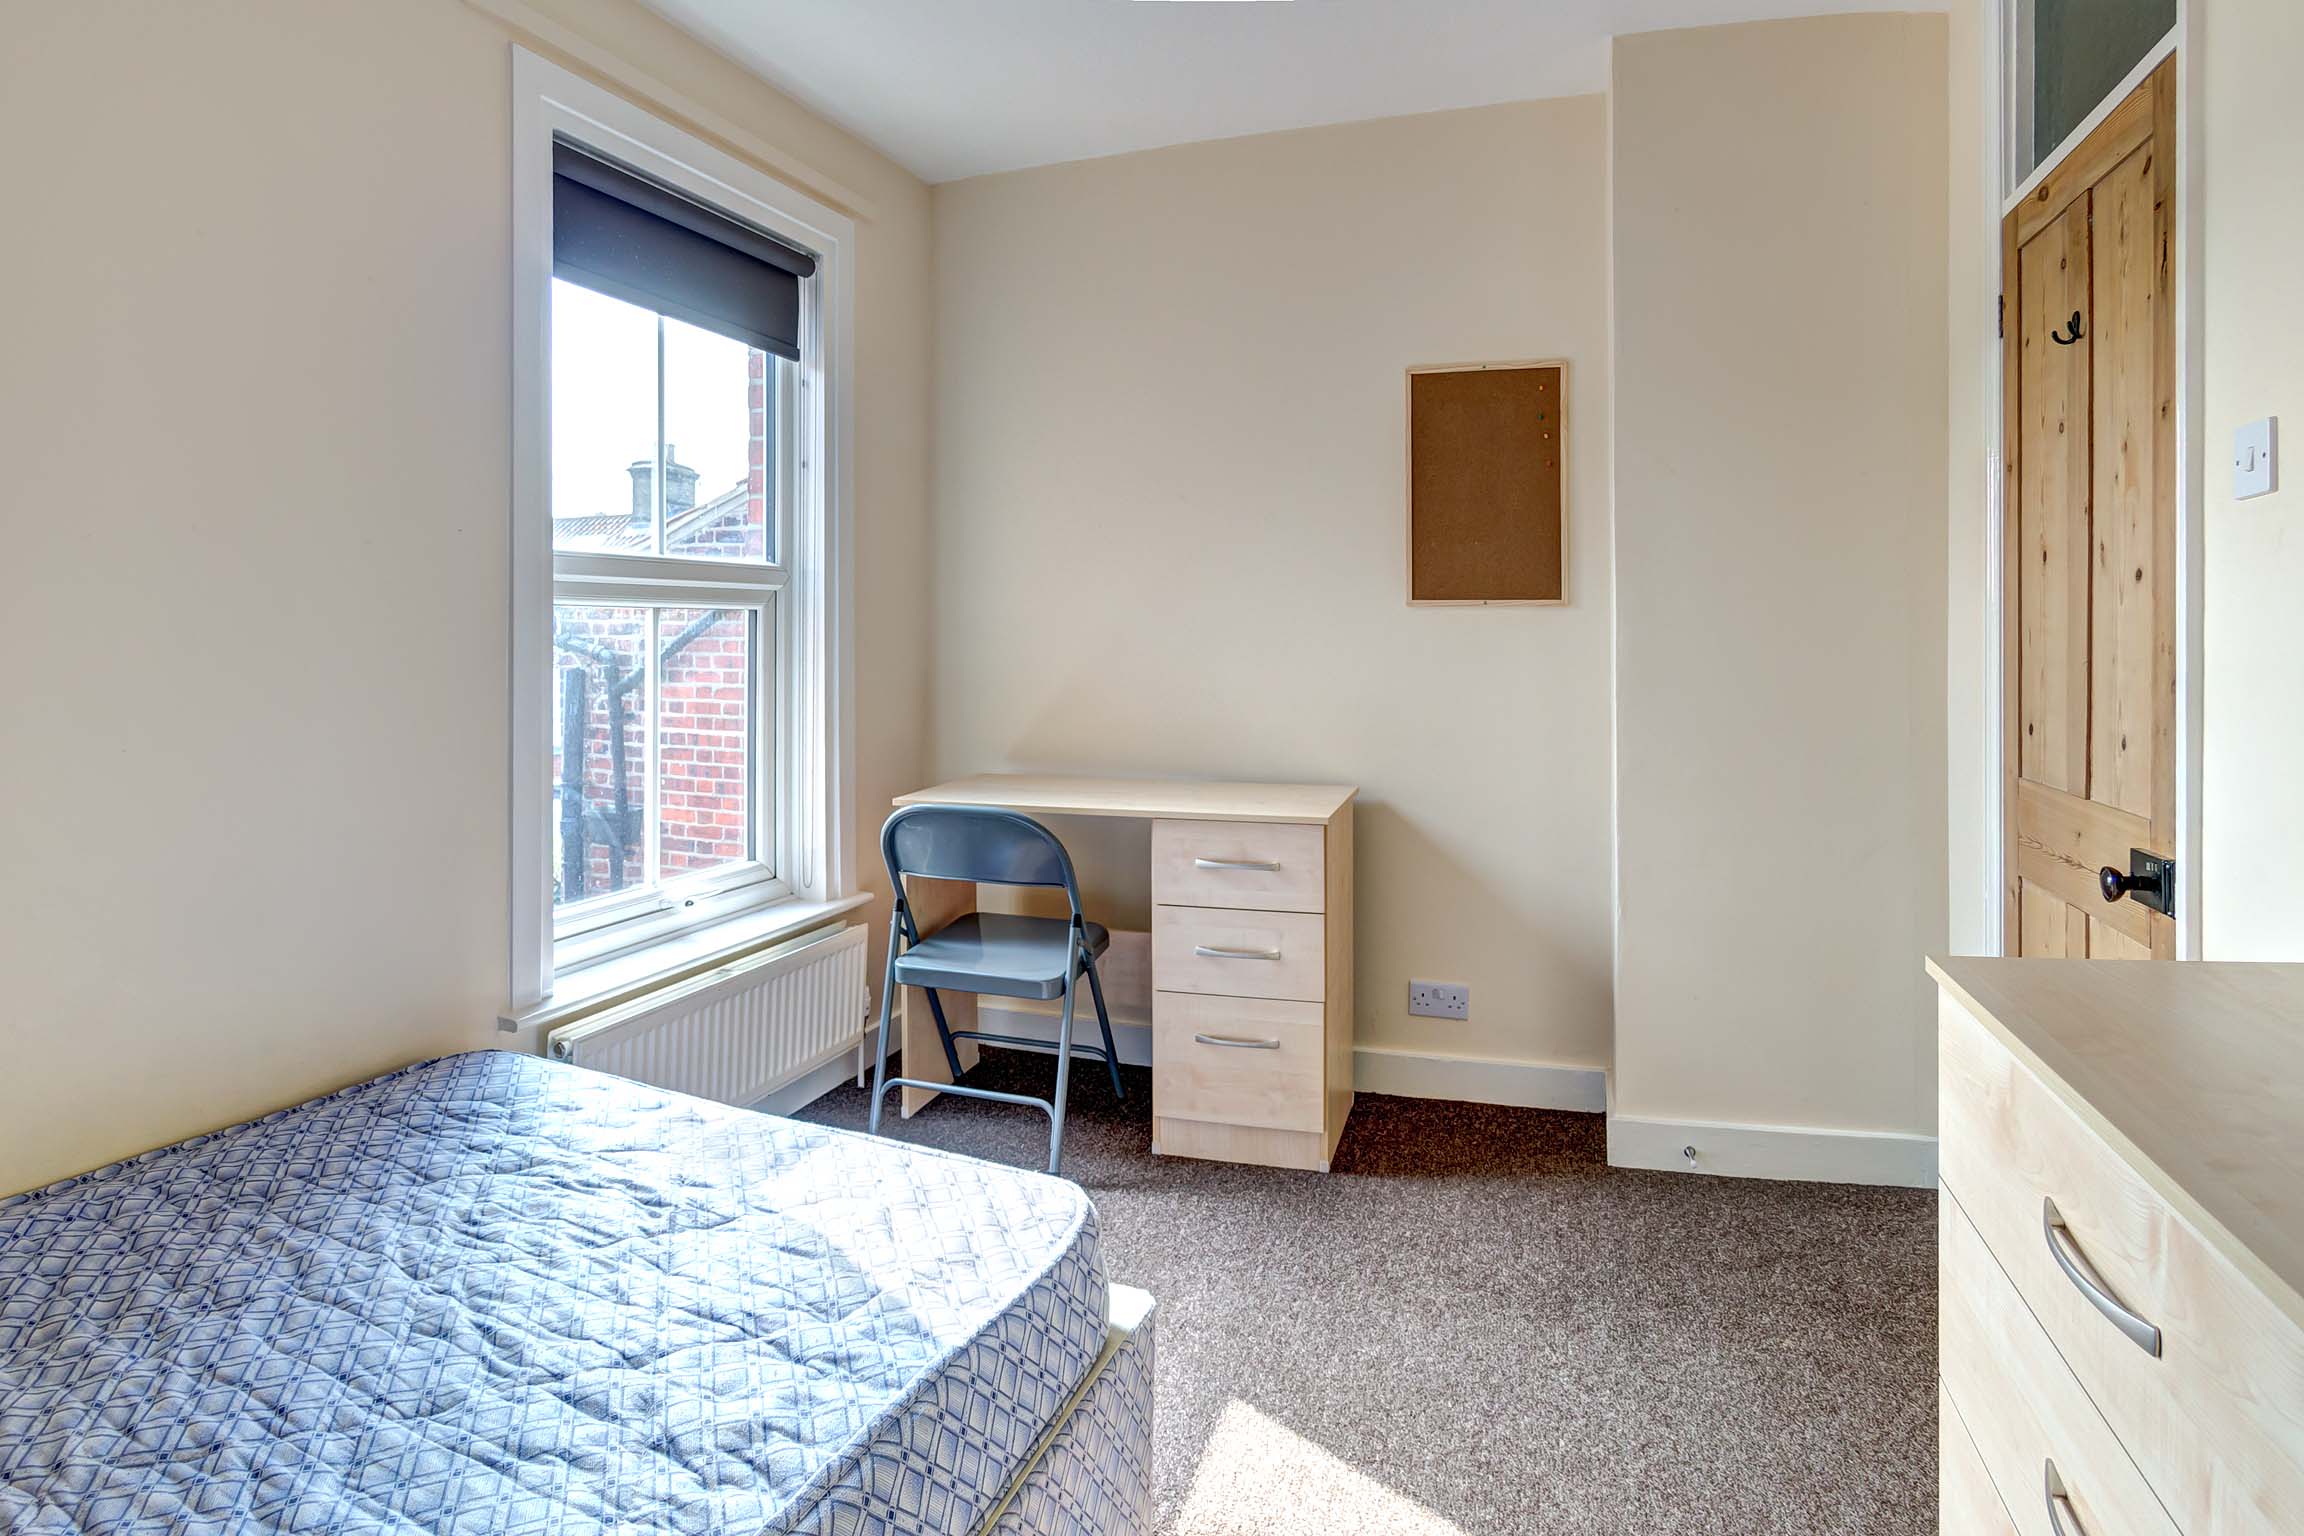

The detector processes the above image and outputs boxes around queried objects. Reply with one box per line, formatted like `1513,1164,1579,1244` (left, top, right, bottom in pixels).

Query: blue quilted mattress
0,1051,1108,1535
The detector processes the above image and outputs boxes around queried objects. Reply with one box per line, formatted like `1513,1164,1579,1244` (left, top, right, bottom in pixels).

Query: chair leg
922,987,966,1079
1081,951,1124,1099
867,911,904,1138
1047,947,1080,1176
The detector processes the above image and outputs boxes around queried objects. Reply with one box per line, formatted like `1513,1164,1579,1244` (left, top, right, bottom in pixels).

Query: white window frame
507,49,854,1011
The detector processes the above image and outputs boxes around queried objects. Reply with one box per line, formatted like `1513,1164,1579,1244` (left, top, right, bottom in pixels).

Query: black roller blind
552,139,817,360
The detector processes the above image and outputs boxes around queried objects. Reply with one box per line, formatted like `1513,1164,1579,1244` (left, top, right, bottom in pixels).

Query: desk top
894,773,1356,825
1928,955,2304,1331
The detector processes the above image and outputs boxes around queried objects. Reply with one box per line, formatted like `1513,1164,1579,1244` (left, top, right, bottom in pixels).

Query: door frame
1976,4,2203,958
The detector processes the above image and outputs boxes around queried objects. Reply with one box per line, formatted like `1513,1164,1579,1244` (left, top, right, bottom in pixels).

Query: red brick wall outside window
551,350,772,908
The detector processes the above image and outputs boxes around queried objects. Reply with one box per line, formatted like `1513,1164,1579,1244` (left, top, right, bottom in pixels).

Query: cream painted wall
0,0,932,1195
1611,16,1949,1136
927,99,1616,1072
2200,0,2304,960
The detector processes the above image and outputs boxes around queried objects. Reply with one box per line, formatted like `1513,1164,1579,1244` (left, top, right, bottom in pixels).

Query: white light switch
2234,417,2277,500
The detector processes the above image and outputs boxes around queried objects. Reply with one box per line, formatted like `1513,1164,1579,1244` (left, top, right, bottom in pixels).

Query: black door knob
2100,865,2156,904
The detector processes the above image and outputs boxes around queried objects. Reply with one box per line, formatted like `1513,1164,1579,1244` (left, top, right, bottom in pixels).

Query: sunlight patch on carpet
1175,1399,1467,1536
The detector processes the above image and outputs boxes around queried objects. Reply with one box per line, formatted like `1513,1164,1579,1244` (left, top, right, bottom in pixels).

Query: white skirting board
1606,1111,1938,1189
1351,1046,1606,1111
763,993,1936,1189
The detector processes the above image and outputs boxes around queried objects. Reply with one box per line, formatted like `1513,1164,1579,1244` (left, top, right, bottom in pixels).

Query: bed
0,1051,1153,1536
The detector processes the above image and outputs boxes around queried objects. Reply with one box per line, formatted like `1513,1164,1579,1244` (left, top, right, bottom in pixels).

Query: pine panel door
2002,59,2177,959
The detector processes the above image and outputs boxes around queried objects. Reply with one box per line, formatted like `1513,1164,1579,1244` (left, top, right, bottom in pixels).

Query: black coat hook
2050,310,2084,345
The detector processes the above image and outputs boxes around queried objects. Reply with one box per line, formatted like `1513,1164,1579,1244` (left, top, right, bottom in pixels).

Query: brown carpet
796,1050,1937,1536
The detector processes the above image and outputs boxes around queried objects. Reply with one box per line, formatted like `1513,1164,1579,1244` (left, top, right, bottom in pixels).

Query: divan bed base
978,1285,1157,1536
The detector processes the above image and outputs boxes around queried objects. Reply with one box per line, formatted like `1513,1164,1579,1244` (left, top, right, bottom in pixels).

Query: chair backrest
882,805,1082,910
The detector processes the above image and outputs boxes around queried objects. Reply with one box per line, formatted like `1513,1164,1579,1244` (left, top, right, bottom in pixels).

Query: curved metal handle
2051,310,2085,345
1194,857,1282,872
2043,1197,2163,1356
2044,1460,2084,1536
1193,1033,1281,1050
1193,944,1281,961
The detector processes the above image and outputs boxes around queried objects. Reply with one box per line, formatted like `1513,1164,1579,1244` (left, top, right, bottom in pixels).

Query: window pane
662,317,771,562
656,606,756,881
552,605,648,908
2019,0,2174,183
551,279,660,555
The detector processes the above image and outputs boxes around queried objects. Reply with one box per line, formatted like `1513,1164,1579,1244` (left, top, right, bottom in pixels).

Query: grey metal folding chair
867,804,1124,1175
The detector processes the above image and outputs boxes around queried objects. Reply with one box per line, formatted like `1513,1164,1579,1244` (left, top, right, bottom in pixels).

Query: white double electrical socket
1408,981,1469,1020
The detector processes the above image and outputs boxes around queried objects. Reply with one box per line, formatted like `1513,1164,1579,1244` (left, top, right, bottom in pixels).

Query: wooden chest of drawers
1150,813,1353,1172
1931,959,2304,1536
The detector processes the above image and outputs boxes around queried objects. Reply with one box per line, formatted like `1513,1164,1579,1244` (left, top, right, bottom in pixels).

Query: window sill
498,892,873,1052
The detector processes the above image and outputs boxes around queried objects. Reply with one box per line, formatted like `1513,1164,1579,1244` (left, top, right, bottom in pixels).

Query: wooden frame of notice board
1405,360,1568,606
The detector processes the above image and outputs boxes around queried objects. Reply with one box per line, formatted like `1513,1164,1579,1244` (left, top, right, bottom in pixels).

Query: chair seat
892,912,1110,1001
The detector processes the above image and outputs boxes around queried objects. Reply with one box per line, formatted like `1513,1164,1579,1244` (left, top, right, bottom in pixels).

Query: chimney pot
627,458,653,524
663,446,698,517
627,449,700,525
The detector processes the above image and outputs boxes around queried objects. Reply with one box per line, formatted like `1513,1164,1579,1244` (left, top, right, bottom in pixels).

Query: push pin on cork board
1405,360,1567,605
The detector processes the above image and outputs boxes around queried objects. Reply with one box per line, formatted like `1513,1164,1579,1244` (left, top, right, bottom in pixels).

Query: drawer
1942,1384,2018,1536
1152,906,1326,1002
1940,1189,2180,1536
1152,819,1326,913
1152,992,1325,1133
1940,993,2304,1536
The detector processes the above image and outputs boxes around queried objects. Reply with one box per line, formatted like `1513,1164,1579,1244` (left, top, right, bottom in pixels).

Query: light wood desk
891,774,1357,1172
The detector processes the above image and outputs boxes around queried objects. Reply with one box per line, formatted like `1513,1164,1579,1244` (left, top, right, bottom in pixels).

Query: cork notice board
1407,361,1565,604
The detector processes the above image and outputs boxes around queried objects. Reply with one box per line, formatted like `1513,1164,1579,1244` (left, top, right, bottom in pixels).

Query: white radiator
547,924,868,1107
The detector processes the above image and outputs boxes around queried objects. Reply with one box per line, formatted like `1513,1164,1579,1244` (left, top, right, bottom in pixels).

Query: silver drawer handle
1193,945,1281,961
1193,1033,1281,1050
1194,857,1281,872
2043,1197,2163,1357
2044,1460,2085,1536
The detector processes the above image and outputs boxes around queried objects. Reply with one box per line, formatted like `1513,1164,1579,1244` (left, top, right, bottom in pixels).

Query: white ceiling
642,0,1947,184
